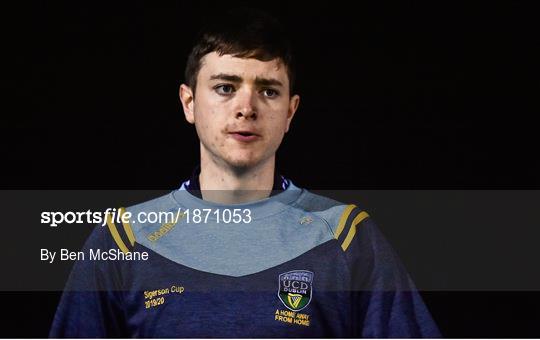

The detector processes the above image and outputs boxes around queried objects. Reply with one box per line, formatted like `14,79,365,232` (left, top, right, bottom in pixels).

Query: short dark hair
184,8,296,95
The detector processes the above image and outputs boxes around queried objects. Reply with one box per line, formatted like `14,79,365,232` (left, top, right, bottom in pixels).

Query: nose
235,88,258,120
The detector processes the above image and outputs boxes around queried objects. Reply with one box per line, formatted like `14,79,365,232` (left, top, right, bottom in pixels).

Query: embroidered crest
278,270,314,311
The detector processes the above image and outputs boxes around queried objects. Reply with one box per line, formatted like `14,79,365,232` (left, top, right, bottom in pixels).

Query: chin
224,154,263,170
226,158,258,170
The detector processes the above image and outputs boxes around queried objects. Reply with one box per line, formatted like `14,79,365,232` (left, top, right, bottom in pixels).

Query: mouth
228,130,261,142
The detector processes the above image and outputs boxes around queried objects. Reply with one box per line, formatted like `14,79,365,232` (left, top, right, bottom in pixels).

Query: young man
50,9,440,338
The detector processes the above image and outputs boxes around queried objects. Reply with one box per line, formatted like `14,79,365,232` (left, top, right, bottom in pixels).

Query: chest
120,247,354,337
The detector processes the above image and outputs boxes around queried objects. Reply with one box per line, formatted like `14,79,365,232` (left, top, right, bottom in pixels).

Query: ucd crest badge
278,270,314,311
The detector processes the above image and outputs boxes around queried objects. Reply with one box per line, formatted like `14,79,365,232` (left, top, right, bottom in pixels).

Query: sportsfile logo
40,208,184,227
41,208,252,227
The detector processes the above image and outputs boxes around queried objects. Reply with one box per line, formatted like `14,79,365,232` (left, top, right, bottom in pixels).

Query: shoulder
98,191,179,252
290,187,373,248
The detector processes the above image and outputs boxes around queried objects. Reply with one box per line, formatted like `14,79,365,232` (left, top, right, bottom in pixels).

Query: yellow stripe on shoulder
105,211,130,254
119,207,136,247
335,204,357,239
341,211,369,251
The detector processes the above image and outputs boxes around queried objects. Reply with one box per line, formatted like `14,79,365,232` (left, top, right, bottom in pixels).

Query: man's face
180,52,300,171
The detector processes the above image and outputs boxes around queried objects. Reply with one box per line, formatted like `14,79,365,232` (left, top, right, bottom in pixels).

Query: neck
199,151,276,204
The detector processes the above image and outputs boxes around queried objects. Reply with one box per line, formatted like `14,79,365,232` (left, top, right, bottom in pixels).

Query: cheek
267,110,289,131
215,132,224,147
197,108,226,147
266,115,287,142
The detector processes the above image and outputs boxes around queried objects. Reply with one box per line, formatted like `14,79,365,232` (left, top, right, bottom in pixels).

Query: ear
285,94,300,133
179,84,195,124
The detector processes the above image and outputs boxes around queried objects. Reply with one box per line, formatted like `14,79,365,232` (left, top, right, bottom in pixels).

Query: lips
228,130,261,142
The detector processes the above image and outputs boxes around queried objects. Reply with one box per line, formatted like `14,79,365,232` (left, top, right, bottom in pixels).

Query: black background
1,1,539,338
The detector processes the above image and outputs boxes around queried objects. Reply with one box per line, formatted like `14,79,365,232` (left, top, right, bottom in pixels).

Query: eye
214,84,235,95
262,88,279,98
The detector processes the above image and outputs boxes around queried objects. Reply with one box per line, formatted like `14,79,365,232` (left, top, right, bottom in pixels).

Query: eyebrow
209,73,283,87
209,73,242,83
